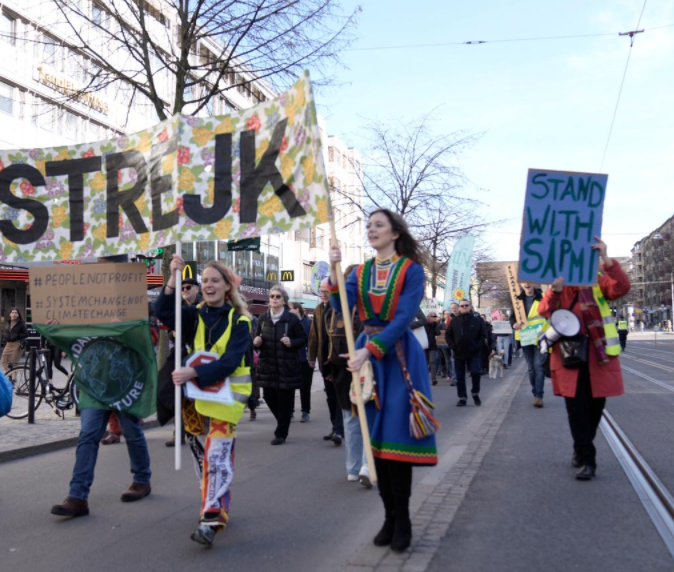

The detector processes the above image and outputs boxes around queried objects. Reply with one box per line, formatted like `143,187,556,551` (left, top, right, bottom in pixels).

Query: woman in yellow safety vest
538,238,630,481
156,255,252,547
513,284,547,408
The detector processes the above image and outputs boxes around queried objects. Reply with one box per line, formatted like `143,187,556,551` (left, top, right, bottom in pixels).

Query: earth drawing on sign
76,339,137,404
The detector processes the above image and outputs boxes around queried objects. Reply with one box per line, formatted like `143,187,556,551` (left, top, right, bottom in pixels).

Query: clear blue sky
316,0,674,261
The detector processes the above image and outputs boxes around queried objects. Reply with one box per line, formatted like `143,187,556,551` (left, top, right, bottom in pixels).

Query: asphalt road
427,340,674,572
0,367,516,572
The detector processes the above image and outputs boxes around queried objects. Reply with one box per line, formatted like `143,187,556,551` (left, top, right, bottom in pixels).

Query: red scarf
578,287,609,365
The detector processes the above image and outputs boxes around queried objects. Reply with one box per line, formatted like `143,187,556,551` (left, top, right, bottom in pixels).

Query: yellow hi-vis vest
592,285,621,357
192,307,252,424
618,321,628,331
515,299,547,345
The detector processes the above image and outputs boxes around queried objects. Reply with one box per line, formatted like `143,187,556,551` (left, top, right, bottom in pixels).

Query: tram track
601,410,674,559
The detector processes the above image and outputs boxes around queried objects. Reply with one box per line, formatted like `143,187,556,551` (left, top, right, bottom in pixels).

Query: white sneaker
358,468,373,489
347,474,359,482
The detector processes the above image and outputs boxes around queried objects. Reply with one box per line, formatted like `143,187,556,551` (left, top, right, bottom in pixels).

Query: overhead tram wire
347,22,674,52
599,0,649,171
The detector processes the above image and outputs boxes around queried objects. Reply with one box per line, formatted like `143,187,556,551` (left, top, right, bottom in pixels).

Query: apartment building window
0,81,13,115
328,146,334,162
1,11,16,45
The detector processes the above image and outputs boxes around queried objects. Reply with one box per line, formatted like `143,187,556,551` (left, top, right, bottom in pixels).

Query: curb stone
0,419,161,464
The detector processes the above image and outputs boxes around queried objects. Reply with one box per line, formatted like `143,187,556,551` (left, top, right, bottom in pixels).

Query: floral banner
0,73,329,262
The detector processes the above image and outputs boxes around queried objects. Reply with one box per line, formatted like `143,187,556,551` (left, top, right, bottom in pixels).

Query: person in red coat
538,237,630,481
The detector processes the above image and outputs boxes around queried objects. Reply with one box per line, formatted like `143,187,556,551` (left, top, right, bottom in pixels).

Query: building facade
0,0,365,317
631,215,674,325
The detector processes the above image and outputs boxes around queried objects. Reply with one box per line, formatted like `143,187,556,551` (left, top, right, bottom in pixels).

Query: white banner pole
174,241,183,471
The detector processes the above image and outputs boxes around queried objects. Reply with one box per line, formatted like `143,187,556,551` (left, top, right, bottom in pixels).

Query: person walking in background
446,300,487,407
495,311,513,370
480,314,493,375
288,302,312,422
538,238,630,480
1,308,28,374
254,285,307,445
617,316,629,351
156,255,252,546
329,209,438,553
323,265,370,486
424,312,440,385
513,283,547,408
436,310,453,384
309,278,344,445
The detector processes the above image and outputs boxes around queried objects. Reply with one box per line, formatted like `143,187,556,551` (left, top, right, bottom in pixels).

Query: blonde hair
203,260,251,319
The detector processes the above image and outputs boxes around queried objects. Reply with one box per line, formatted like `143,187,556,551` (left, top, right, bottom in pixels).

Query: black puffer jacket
446,313,488,360
255,308,308,390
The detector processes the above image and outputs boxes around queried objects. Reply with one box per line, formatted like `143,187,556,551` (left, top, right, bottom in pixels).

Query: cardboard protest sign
491,321,513,335
29,263,147,324
518,169,607,286
505,264,527,325
0,73,328,262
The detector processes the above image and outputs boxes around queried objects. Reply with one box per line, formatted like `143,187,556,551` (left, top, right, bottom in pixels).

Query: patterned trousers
184,403,236,530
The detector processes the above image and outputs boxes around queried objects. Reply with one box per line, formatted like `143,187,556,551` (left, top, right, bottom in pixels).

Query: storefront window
252,252,264,283
266,254,279,283
235,251,251,280
181,242,194,262
217,241,234,268
196,241,215,274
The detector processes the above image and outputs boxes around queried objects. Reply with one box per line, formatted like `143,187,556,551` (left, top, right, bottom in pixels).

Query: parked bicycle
4,349,78,420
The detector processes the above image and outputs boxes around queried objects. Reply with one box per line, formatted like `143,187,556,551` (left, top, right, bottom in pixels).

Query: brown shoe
101,433,121,445
121,482,151,503
533,398,544,408
51,497,89,518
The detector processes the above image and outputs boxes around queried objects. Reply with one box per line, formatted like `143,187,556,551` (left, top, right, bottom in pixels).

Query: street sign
182,262,197,281
266,271,278,281
280,270,295,282
227,238,261,252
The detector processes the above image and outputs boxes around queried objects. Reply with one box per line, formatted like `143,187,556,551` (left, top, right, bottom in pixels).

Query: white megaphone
538,309,581,354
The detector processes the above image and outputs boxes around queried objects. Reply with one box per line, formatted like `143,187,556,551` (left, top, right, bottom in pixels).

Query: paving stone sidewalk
345,360,525,572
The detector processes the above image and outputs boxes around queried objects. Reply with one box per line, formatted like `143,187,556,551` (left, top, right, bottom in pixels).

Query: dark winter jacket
255,308,308,390
424,320,440,352
4,319,28,344
446,313,488,360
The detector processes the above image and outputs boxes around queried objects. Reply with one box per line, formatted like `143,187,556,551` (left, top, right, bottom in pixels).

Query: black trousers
454,356,481,399
375,458,413,520
619,331,627,350
263,387,295,439
564,366,606,468
324,375,344,436
298,362,313,414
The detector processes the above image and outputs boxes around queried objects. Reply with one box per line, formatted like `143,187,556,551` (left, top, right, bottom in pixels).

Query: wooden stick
329,220,377,484
174,241,182,471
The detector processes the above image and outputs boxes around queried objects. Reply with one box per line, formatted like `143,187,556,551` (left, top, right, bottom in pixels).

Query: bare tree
333,112,491,299
42,0,359,121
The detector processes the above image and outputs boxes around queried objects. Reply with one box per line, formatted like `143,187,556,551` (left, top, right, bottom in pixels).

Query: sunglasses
459,304,470,308
181,285,193,291
269,294,283,299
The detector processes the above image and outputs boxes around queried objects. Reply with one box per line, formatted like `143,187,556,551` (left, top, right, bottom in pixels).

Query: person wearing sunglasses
445,300,488,407
253,285,308,445
181,278,201,306
329,208,438,554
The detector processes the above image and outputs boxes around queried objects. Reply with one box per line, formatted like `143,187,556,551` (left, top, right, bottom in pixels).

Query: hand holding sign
551,276,565,293
168,254,186,290
173,367,197,385
591,236,612,268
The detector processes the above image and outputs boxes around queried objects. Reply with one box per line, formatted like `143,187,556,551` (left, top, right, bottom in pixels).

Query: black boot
391,516,412,552
373,493,395,547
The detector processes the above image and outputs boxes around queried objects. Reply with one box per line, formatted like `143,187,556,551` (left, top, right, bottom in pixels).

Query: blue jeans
436,346,453,378
342,409,368,476
454,356,481,399
69,408,151,500
496,336,512,365
522,345,545,398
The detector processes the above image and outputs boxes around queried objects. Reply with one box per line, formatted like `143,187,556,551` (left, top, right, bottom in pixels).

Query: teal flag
35,320,157,418
443,235,475,307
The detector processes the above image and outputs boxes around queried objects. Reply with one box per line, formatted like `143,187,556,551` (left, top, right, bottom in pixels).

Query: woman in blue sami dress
329,209,438,553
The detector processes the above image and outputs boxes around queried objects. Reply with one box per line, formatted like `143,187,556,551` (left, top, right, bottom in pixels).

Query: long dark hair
9,307,22,321
369,209,428,266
